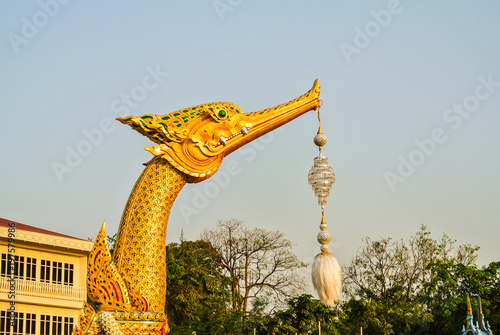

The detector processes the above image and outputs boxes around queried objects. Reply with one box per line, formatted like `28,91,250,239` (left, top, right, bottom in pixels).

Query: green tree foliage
342,293,431,335
165,239,232,334
266,294,344,335
424,261,500,334
154,225,499,335
342,225,479,335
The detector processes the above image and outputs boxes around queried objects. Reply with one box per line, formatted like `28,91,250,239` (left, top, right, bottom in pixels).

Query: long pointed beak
224,79,321,156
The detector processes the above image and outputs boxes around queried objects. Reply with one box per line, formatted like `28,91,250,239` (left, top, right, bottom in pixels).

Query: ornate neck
112,157,188,312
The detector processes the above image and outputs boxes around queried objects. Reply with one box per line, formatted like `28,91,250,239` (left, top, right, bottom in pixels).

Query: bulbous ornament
317,230,332,245
308,155,335,206
313,126,328,147
314,133,327,147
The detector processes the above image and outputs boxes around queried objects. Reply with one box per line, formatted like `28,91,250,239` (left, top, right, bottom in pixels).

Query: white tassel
312,251,341,307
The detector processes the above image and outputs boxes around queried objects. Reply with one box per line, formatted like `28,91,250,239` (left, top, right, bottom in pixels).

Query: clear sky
1,1,499,296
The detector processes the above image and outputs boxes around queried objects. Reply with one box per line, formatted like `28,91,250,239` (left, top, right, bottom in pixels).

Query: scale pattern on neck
112,157,188,312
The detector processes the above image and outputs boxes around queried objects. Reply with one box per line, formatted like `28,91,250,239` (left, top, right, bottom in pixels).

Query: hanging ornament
308,102,341,307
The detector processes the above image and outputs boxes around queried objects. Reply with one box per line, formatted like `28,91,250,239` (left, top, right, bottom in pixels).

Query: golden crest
87,222,133,311
118,102,251,181
71,301,96,335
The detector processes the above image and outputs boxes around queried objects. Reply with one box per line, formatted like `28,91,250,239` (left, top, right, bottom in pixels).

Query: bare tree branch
200,218,307,314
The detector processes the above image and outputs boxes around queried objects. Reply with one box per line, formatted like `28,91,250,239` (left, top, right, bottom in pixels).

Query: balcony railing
0,276,86,302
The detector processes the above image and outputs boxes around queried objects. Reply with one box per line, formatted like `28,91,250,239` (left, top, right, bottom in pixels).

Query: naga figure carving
73,80,321,335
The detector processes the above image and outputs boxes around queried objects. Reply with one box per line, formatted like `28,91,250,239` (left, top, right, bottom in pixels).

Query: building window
0,254,8,277
11,312,22,335
52,262,63,285
40,260,74,286
26,258,36,281
51,316,62,335
41,260,51,283
63,264,74,286
12,256,24,279
0,311,36,335
2,256,74,285
0,310,9,335
40,315,73,335
0,255,36,280
0,254,25,279
24,314,36,335
40,315,50,335
63,317,74,335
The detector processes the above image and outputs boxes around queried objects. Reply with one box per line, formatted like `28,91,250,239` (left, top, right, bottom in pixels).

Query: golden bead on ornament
314,127,328,147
